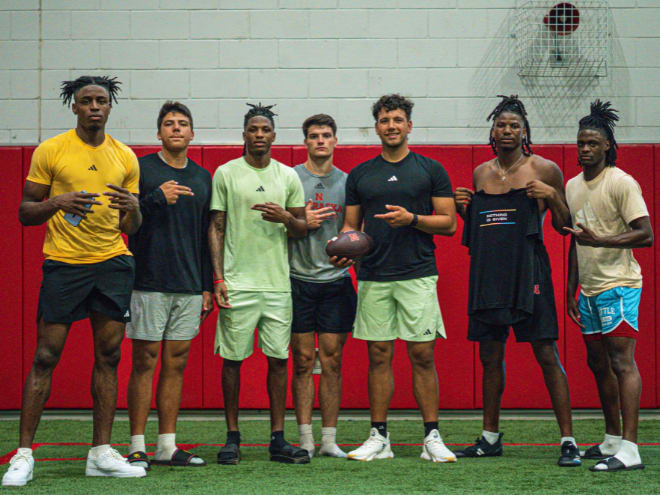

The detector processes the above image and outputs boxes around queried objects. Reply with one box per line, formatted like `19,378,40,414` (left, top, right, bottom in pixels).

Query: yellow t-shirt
566,166,649,296
27,129,139,264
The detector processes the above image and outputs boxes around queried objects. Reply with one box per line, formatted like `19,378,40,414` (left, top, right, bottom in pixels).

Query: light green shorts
215,290,292,361
126,290,202,341
353,276,446,342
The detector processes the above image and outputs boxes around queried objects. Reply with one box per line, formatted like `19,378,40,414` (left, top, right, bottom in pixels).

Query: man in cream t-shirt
565,100,653,472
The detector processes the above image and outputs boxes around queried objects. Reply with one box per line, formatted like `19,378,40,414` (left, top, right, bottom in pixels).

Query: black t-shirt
129,153,213,294
345,151,453,281
461,188,543,324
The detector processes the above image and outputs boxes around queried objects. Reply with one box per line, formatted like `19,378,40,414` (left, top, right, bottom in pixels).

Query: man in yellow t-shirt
2,76,145,488
565,101,654,472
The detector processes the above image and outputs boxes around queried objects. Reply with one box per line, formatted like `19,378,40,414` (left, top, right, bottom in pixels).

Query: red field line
2,442,660,465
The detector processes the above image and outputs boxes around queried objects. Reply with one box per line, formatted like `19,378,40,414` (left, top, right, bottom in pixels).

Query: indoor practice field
1,416,658,494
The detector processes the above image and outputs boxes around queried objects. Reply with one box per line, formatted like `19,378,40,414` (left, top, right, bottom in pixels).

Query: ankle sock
321,426,337,446
17,448,32,457
298,424,315,453
482,430,500,445
614,439,641,466
561,436,577,447
155,433,176,460
600,433,622,455
129,434,145,454
371,422,387,438
424,422,439,437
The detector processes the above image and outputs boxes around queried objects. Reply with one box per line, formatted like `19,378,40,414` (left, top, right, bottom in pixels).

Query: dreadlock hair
487,95,533,156
60,75,121,107
242,102,277,156
243,102,277,129
371,94,414,121
578,99,619,167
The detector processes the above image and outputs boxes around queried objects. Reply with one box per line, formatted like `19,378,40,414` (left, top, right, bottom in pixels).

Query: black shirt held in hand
345,151,453,281
129,153,213,294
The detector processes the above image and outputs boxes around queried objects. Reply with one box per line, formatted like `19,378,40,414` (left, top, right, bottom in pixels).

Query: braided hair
242,103,277,156
578,99,619,167
243,102,277,129
487,95,533,156
60,75,121,106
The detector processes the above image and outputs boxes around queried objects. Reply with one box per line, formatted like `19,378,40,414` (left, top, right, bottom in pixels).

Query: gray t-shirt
288,164,350,283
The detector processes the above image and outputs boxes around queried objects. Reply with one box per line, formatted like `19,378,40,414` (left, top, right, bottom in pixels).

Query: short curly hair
371,94,414,121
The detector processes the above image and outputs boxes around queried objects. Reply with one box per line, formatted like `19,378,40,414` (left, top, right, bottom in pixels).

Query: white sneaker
86,448,147,478
347,428,394,461
420,429,457,463
2,452,34,486
319,442,347,458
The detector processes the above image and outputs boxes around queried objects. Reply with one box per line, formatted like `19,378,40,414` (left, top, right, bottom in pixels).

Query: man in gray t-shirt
288,114,357,458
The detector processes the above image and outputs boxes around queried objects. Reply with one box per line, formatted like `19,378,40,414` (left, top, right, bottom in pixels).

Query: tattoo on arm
209,211,226,279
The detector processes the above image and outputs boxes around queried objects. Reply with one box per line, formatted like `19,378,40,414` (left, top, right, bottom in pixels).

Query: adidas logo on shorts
423,329,432,336
88,164,98,171
256,185,265,192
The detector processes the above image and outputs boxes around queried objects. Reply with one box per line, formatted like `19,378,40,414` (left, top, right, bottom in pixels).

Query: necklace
494,153,525,181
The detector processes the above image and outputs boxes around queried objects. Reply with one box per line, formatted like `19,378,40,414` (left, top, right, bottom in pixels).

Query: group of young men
2,76,653,487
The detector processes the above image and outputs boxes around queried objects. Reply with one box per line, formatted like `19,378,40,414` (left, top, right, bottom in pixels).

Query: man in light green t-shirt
208,103,308,465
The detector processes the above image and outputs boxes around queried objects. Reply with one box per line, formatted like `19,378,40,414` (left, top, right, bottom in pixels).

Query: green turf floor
1,418,658,494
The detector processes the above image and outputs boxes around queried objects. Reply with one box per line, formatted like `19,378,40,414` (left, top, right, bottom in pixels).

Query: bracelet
213,279,225,284
410,213,418,227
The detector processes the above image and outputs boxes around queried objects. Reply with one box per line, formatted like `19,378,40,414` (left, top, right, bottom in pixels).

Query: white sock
321,426,337,445
16,448,32,457
89,444,111,457
155,433,176,460
599,433,622,455
129,434,146,454
482,430,500,445
561,436,577,447
613,439,642,467
298,424,315,456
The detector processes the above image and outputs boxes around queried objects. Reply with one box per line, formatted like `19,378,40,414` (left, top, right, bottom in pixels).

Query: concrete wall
1,1,659,145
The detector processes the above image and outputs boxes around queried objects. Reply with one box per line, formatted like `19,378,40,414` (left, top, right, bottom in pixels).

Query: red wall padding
0,148,24,409
3,144,658,410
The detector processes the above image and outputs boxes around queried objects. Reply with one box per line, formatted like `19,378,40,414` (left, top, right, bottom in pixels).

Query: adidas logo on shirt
315,182,325,189
256,185,265,192
388,175,398,182
88,164,98,171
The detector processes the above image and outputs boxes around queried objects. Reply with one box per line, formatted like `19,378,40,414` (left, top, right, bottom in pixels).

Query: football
325,230,374,260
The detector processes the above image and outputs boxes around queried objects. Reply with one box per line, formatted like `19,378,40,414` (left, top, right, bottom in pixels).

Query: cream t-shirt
566,166,649,296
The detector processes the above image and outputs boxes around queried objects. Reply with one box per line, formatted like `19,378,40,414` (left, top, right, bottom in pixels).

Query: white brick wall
1,2,659,144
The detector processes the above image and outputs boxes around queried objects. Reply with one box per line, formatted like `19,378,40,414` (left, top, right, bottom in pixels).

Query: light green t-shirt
210,156,305,291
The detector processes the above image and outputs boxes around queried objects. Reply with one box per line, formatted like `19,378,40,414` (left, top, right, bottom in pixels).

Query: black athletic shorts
37,254,135,324
467,250,558,343
291,277,357,334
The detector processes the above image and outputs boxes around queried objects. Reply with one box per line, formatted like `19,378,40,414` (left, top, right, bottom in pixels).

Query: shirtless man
453,95,580,467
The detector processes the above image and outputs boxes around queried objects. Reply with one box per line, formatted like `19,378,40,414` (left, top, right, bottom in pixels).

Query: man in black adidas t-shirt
125,101,212,469
334,94,458,463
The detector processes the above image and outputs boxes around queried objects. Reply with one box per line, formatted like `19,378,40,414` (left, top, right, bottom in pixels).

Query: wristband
410,213,418,227
214,279,224,284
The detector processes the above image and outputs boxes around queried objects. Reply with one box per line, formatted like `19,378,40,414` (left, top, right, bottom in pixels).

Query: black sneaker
558,441,581,467
269,441,310,464
217,443,240,465
454,433,503,458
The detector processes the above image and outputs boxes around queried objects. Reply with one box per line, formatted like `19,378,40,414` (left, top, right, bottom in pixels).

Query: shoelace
107,448,128,462
10,453,31,468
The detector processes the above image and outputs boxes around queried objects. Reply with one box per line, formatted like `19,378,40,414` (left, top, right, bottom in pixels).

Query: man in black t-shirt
125,102,212,469
333,94,458,463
